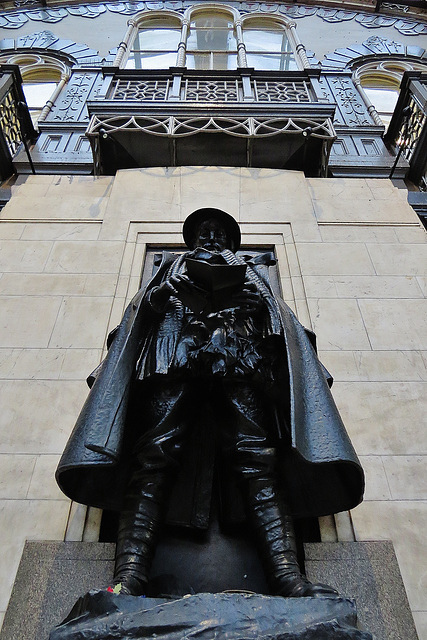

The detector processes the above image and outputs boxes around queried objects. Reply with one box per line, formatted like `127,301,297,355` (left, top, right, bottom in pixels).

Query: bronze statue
56,208,364,599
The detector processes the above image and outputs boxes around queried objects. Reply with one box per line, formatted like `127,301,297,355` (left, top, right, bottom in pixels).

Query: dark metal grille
400,94,427,166
111,79,170,101
184,79,240,102
254,80,311,103
109,75,313,104
0,84,21,157
386,72,427,190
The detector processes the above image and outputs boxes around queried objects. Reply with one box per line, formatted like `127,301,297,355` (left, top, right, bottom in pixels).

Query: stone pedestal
0,541,418,640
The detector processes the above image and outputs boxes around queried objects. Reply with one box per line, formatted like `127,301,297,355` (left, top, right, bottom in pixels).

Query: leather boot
113,478,165,596
245,479,338,598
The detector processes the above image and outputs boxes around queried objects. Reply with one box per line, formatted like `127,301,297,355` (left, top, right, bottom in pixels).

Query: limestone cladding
0,168,425,638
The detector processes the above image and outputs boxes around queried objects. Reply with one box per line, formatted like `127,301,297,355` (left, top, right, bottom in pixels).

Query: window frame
352,57,427,129
116,5,310,71
0,51,70,126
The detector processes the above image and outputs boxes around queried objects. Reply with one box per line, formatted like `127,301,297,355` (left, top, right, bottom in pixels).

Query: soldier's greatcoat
56,252,364,525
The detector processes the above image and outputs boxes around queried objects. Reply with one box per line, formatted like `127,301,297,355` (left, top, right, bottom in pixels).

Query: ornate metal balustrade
0,64,36,180
86,68,336,176
385,71,427,189
108,74,312,105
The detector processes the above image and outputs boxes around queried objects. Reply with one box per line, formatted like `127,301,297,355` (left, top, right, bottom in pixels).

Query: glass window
355,60,427,128
22,81,58,125
186,11,237,70
121,9,303,71
125,20,181,69
363,86,399,127
0,53,65,125
243,21,297,71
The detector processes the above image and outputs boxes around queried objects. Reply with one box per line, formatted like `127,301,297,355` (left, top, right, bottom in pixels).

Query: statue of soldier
56,208,364,600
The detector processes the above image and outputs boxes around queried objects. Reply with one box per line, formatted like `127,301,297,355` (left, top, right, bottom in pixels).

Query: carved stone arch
0,30,102,67
321,35,427,71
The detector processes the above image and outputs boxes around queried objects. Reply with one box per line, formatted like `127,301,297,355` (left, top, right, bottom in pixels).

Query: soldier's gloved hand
150,274,201,310
228,283,263,313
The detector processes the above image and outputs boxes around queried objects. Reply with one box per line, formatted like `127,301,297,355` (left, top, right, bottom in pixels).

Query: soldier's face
194,218,229,252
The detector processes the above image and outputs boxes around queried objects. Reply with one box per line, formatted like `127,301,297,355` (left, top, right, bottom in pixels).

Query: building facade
0,0,426,637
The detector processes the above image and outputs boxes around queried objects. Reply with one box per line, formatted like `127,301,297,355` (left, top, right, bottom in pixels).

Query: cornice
0,0,425,36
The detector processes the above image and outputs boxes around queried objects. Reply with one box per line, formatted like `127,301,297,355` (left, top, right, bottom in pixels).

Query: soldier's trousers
114,376,293,593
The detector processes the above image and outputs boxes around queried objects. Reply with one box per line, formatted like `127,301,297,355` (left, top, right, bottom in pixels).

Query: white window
355,59,427,128
0,53,69,126
186,11,237,70
243,19,298,71
125,18,182,70
118,6,308,71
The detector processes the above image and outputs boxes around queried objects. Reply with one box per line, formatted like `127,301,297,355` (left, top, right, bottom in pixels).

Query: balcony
0,65,36,181
385,71,427,191
86,67,336,177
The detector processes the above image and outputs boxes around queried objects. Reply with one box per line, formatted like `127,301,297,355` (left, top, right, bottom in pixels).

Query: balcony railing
0,65,36,181
108,75,313,105
86,68,336,177
385,71,427,190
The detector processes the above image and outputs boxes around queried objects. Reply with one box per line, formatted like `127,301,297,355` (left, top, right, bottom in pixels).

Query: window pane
246,53,297,71
187,11,236,54
243,29,291,53
22,81,57,125
187,28,236,52
133,28,181,51
186,52,238,70
23,82,56,109
125,51,178,69
363,87,399,126
190,13,234,28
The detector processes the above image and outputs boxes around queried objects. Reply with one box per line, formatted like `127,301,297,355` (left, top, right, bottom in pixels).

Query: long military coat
56,252,364,525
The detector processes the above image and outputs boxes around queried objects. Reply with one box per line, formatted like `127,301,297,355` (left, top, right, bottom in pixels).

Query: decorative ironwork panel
112,79,170,102
400,93,427,164
254,80,311,103
87,113,335,140
184,79,240,102
0,87,21,156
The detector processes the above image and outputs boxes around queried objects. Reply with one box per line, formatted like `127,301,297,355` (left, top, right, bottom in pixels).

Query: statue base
49,590,372,640
1,541,418,640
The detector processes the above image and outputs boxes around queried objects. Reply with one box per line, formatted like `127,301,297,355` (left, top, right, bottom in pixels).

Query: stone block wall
0,168,425,638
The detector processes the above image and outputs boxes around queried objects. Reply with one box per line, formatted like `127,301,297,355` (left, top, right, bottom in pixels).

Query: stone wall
0,167,425,637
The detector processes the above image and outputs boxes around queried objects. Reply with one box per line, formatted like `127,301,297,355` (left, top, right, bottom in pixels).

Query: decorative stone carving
329,75,372,127
322,36,426,70
0,1,426,38
0,31,103,65
316,8,357,23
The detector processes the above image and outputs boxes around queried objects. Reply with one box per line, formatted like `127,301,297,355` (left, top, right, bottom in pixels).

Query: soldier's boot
246,480,338,598
113,479,164,596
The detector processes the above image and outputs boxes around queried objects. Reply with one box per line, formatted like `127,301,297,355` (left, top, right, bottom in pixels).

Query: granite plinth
49,591,372,640
0,540,418,640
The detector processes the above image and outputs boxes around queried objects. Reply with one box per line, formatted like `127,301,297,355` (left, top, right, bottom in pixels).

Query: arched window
186,10,237,70
352,58,427,128
117,7,309,71
124,17,182,69
0,52,69,126
242,18,298,71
